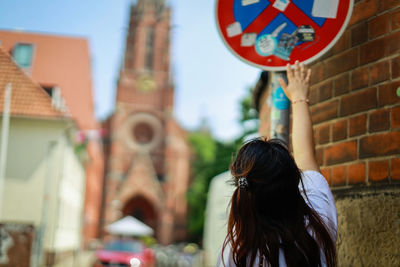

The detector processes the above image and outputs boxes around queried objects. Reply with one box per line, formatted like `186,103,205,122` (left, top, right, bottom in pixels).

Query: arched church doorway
122,195,158,237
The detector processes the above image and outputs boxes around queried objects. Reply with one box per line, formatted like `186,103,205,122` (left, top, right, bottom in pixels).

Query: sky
0,0,261,140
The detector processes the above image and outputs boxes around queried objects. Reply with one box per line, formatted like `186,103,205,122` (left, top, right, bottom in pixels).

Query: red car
93,239,155,267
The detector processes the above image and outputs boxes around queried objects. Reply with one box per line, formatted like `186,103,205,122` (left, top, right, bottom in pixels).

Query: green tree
186,86,259,243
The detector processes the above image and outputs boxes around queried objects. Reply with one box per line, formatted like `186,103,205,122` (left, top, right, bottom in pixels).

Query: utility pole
34,141,56,267
0,83,12,219
269,73,290,144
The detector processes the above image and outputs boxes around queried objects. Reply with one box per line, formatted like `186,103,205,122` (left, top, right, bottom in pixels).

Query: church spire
123,0,171,73
136,0,165,9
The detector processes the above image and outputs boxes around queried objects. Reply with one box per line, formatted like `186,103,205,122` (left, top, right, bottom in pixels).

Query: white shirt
217,170,338,267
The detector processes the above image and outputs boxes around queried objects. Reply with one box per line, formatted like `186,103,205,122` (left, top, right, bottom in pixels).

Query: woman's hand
278,60,311,102
279,61,319,171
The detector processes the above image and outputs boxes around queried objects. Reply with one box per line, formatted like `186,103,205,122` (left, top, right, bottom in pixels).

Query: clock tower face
137,75,157,93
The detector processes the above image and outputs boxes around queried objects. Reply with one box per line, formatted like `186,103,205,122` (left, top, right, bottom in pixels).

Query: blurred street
53,245,205,267
53,251,95,267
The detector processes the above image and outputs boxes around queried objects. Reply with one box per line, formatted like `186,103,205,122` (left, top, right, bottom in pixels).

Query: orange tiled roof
0,46,65,119
0,30,97,129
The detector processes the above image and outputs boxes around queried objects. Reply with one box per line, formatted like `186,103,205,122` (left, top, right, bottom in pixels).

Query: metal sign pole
0,83,12,220
269,72,290,144
35,141,56,267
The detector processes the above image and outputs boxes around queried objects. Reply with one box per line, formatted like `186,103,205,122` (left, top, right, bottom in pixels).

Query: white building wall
0,117,85,255
203,171,235,267
54,140,85,251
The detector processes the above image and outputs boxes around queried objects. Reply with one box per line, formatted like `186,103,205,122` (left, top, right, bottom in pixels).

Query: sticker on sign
273,0,290,12
241,33,257,47
242,0,260,6
312,0,339,18
227,22,242,37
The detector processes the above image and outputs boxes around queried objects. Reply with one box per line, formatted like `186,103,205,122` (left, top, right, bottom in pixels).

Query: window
13,44,34,68
42,86,54,97
41,86,66,112
132,122,154,144
145,27,155,70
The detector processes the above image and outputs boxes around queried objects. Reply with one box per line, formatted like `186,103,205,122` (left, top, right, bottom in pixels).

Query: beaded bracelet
292,99,309,104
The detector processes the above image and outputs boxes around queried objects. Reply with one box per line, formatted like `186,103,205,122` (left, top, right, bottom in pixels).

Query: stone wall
334,185,400,266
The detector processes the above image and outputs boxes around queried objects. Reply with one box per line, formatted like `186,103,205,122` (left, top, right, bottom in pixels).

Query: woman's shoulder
300,170,332,198
300,170,338,240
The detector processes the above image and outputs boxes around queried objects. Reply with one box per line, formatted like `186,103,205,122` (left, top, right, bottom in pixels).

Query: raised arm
279,61,319,172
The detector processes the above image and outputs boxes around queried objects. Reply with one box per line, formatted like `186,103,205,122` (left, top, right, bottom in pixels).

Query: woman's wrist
291,98,309,104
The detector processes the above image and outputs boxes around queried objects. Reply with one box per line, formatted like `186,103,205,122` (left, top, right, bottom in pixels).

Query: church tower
103,0,190,244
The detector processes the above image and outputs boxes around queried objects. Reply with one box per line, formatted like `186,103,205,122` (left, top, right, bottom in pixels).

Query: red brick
349,114,367,137
360,39,385,65
392,8,400,30
317,49,334,63
313,126,319,144
332,30,350,54
340,87,377,116
331,165,347,186
332,120,348,141
316,148,324,166
311,100,339,124
324,48,359,78
351,22,368,47
369,160,389,182
385,30,400,55
325,141,358,165
392,56,400,79
392,106,400,129
369,60,390,85
359,131,400,158
319,81,333,102
320,168,332,185
350,0,379,26
378,80,400,106
360,31,400,65
309,86,319,105
391,158,400,180
368,13,390,39
348,162,366,184
310,63,325,86
318,124,331,145
333,73,350,96
378,0,400,12
351,66,369,90
369,108,390,132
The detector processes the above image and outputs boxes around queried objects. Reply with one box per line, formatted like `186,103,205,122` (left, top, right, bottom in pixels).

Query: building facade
0,47,86,265
0,30,105,247
102,0,190,244
255,1,400,265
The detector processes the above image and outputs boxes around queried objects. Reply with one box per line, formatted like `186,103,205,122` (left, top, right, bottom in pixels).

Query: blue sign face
272,86,290,110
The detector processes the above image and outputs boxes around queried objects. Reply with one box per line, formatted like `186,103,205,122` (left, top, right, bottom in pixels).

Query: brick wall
308,0,400,186
306,0,400,265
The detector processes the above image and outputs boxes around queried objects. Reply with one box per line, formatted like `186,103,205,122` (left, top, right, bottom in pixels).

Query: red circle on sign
216,0,353,71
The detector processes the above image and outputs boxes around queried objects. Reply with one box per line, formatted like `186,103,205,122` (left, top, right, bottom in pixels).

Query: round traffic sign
216,0,354,71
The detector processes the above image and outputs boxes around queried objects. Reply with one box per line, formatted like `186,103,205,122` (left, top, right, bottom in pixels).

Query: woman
218,62,337,267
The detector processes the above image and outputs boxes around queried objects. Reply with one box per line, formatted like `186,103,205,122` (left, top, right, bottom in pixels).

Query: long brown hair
222,138,336,267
